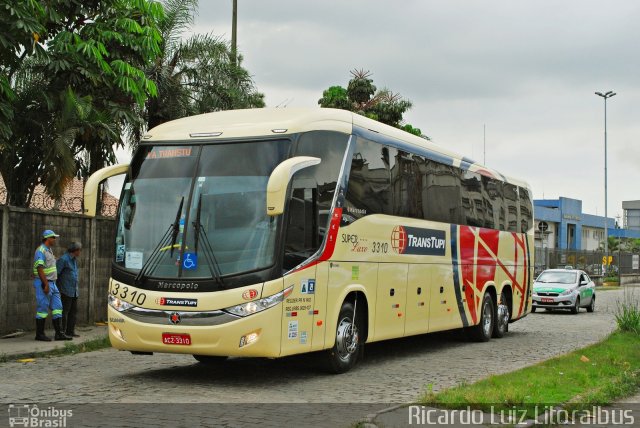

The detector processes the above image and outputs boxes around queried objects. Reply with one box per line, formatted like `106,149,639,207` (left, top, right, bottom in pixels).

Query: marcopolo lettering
391,226,446,256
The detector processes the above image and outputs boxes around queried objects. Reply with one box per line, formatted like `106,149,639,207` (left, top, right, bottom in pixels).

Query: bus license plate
541,297,554,303
162,333,191,345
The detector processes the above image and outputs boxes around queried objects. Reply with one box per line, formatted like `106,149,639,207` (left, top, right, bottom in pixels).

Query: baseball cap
42,230,60,239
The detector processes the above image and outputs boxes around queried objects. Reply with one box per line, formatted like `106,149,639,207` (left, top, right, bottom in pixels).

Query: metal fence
0,188,118,217
534,247,640,277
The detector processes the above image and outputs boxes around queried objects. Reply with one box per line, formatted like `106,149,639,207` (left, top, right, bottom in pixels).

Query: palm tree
143,0,264,135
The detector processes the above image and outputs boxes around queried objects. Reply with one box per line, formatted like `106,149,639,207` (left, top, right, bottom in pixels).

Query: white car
532,269,596,314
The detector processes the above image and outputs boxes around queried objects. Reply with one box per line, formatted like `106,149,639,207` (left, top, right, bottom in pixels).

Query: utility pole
231,0,238,66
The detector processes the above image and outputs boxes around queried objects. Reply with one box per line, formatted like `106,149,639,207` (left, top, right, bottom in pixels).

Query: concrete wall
0,206,115,334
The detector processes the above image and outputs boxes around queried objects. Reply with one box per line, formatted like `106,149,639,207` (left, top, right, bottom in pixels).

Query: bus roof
144,108,530,190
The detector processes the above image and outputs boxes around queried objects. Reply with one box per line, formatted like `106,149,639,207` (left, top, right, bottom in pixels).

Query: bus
84,108,534,373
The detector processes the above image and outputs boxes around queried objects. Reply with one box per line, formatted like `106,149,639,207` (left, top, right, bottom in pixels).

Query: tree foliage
143,0,264,134
600,236,640,253
0,0,164,207
1,0,266,209
318,69,426,138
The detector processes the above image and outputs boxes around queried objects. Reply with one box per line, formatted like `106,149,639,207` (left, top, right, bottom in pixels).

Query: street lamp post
595,90,616,272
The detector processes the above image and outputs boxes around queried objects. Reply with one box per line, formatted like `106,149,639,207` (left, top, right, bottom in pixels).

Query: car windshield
114,140,291,279
536,271,577,284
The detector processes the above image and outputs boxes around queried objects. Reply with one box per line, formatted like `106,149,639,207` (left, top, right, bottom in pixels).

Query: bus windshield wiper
134,197,184,285
192,194,225,287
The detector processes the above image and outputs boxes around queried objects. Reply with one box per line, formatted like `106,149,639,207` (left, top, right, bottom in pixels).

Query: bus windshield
114,140,291,279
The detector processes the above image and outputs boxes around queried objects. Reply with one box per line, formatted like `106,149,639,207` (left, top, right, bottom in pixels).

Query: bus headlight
224,286,294,317
109,294,135,312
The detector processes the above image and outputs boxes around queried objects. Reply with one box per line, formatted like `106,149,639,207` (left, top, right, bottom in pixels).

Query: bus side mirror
83,163,130,217
266,156,321,216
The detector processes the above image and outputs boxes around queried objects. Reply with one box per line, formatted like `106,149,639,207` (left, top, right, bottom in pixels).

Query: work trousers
61,293,78,335
33,280,62,319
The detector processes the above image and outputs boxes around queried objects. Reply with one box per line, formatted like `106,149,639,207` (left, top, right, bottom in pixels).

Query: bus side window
345,137,393,221
519,186,533,233
419,159,463,225
283,183,318,270
283,131,349,271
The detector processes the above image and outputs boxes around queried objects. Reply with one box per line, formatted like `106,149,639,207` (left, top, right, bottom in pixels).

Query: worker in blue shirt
33,230,72,341
57,241,82,337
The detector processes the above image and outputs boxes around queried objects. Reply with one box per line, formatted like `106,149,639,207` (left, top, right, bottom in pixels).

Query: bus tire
468,293,495,342
325,301,363,374
493,290,510,338
193,355,227,365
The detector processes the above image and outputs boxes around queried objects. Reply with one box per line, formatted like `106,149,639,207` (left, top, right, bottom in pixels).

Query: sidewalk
0,324,108,360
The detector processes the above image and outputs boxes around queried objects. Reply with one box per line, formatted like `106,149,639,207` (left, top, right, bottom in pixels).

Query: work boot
53,318,72,341
35,319,52,342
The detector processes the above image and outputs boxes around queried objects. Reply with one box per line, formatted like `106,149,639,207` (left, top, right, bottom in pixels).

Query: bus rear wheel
193,355,227,365
468,293,495,342
493,291,510,338
325,301,363,374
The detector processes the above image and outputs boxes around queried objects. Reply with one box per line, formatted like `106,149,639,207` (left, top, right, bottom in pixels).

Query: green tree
144,0,264,133
318,69,426,138
0,0,164,207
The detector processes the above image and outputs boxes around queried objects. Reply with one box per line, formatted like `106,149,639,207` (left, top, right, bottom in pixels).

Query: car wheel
587,296,595,313
531,306,537,313
193,355,227,365
493,291,510,338
571,297,580,314
325,301,363,374
468,293,495,342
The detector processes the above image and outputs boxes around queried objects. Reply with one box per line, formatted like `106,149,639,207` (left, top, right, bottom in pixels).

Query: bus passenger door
405,264,431,336
281,267,317,356
374,263,408,341
428,265,463,333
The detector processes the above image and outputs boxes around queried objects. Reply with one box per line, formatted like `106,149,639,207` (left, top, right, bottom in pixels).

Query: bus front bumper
107,305,282,358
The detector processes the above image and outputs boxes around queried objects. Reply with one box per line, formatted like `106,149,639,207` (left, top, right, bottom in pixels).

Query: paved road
1,287,632,427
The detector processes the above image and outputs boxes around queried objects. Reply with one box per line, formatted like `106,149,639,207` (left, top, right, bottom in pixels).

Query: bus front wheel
325,301,363,374
468,293,495,342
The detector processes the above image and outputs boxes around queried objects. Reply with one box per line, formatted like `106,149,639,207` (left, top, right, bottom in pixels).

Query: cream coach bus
85,108,534,373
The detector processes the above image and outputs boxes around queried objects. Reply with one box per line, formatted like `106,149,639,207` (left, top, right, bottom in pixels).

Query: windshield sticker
301,279,315,294
146,147,193,159
182,253,197,270
300,331,307,345
156,297,197,307
288,320,298,339
116,245,125,263
391,226,446,256
125,251,143,269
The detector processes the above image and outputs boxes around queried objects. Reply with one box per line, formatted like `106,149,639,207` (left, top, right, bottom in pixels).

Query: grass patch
5,335,111,362
615,288,640,335
420,331,640,414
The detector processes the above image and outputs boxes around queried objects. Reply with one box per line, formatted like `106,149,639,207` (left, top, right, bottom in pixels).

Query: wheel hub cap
336,317,359,360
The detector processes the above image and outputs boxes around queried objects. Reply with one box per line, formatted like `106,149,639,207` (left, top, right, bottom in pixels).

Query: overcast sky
119,0,640,222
